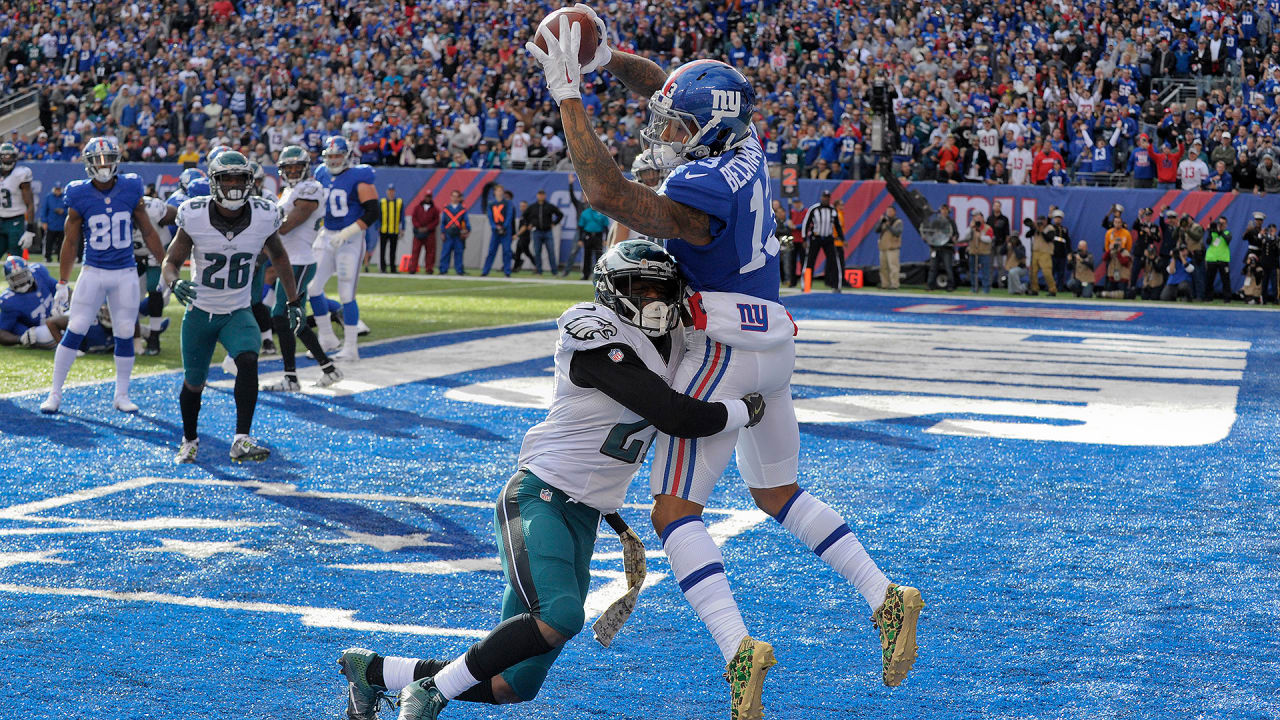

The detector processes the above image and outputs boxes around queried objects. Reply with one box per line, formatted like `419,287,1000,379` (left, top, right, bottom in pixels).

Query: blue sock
342,301,359,325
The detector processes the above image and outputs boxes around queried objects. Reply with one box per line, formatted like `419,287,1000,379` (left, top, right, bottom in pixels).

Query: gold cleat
872,583,924,687
724,636,776,720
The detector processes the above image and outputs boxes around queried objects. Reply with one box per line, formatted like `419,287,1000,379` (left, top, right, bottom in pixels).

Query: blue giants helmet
82,137,121,183
178,168,206,193
641,60,756,169
3,256,33,293
321,136,352,174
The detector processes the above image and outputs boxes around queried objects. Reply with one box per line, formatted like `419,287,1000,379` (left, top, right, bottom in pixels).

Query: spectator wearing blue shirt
1089,126,1122,174
1128,134,1157,187
1162,245,1195,301
38,183,66,262
1207,160,1234,191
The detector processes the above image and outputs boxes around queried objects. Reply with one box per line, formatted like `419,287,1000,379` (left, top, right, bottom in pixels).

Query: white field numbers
86,212,133,250
739,178,778,274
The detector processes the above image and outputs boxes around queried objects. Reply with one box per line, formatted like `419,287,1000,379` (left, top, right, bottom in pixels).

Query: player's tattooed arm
162,229,193,289
58,208,82,283
263,233,300,303
279,198,318,236
603,51,666,98
559,99,711,244
133,200,165,264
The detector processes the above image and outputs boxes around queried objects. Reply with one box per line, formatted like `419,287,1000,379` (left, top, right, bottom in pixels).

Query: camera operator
1067,240,1096,298
1161,245,1195,301
965,211,995,293
1130,207,1160,293
1004,230,1029,294
1241,253,1266,303
927,204,958,291
1205,216,1232,302
1139,243,1165,299
875,206,903,289
1175,213,1207,299
1027,215,1057,295
1101,238,1132,298
1045,208,1072,289
1262,222,1280,302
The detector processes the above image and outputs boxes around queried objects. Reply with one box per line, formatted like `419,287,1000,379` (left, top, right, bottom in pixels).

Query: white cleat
314,365,344,388
221,354,237,376
335,346,359,364
113,396,139,413
39,394,61,414
355,319,370,336
174,438,198,464
262,376,301,392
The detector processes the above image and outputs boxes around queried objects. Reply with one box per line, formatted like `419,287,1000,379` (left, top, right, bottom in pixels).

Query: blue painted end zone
0,293,1276,719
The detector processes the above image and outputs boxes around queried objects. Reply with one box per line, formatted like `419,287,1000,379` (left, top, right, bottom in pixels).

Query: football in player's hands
532,6,599,66
741,392,766,428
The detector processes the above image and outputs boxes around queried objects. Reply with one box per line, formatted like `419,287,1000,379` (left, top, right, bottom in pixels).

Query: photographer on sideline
1162,245,1195,301
1027,215,1057,296
1067,240,1096,298
875,206,903,289
1205,216,1232,302
1139,243,1165,299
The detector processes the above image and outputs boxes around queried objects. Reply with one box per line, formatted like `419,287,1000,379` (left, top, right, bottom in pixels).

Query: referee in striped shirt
379,185,405,273
802,190,846,292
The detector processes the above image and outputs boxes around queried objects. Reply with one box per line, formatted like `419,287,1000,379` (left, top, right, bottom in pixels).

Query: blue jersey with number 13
314,164,376,231
64,173,145,271
660,133,779,303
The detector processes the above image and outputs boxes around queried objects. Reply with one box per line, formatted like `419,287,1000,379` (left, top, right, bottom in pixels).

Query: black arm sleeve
360,198,380,229
569,343,730,438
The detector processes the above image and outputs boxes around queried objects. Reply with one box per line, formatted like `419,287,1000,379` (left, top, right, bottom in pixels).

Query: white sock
662,516,748,663
113,353,134,399
50,342,76,395
776,489,891,611
342,325,359,353
316,320,339,348
381,656,420,692
433,655,480,700
260,330,272,342
149,315,164,331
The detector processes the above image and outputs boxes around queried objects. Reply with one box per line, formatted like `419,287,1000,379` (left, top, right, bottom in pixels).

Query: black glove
741,392,766,428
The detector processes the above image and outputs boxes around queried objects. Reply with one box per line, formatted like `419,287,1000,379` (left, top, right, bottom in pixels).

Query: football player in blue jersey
528,8,922,714
312,136,379,362
41,137,166,414
0,256,58,346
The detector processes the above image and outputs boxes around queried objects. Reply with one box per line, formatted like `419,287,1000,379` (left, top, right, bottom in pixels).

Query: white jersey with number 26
177,196,280,315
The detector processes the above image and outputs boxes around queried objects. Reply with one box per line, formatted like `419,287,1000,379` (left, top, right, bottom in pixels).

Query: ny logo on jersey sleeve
564,316,618,341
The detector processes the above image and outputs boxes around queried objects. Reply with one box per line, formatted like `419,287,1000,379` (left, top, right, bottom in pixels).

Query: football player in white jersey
263,145,343,391
0,142,37,257
42,137,165,414
335,241,766,720
606,149,667,247
529,9,923,715
162,151,305,464
133,194,176,355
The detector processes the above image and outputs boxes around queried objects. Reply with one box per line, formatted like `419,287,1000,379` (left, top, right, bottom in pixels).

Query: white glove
19,327,37,346
574,3,613,74
330,223,363,249
53,282,69,311
525,15,583,104
19,231,34,250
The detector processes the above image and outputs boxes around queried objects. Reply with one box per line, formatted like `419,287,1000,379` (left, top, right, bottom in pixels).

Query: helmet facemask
85,150,119,183
600,271,683,337
0,151,16,174
5,263,33,293
323,147,349,174
641,95,704,170
279,161,308,187
211,170,253,211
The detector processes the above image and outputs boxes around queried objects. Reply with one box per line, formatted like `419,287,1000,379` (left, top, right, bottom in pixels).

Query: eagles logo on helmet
593,240,684,337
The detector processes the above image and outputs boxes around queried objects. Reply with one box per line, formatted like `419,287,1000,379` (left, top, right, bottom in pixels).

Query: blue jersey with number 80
659,134,779,303
64,173,145,271
314,164,376,231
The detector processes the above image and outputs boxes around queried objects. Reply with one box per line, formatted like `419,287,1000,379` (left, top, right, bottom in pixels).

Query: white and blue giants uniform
651,131,800,507
311,162,374,353
0,262,56,335
62,173,147,350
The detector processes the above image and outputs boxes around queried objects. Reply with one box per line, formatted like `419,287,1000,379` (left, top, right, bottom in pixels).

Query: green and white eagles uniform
176,195,281,387
277,179,325,267
0,164,32,254
518,301,685,514
494,302,684,700
133,196,171,292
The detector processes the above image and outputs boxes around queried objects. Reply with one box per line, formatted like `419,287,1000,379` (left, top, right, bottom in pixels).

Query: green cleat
724,636,776,720
229,436,270,463
872,583,924,687
337,648,386,720
396,677,447,720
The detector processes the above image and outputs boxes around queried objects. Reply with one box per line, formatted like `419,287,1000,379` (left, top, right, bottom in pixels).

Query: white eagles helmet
208,151,254,211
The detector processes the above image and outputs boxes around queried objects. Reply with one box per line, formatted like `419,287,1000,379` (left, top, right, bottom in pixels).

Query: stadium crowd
3,0,1280,190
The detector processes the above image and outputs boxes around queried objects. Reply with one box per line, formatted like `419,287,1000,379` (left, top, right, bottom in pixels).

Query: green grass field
0,272,594,395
